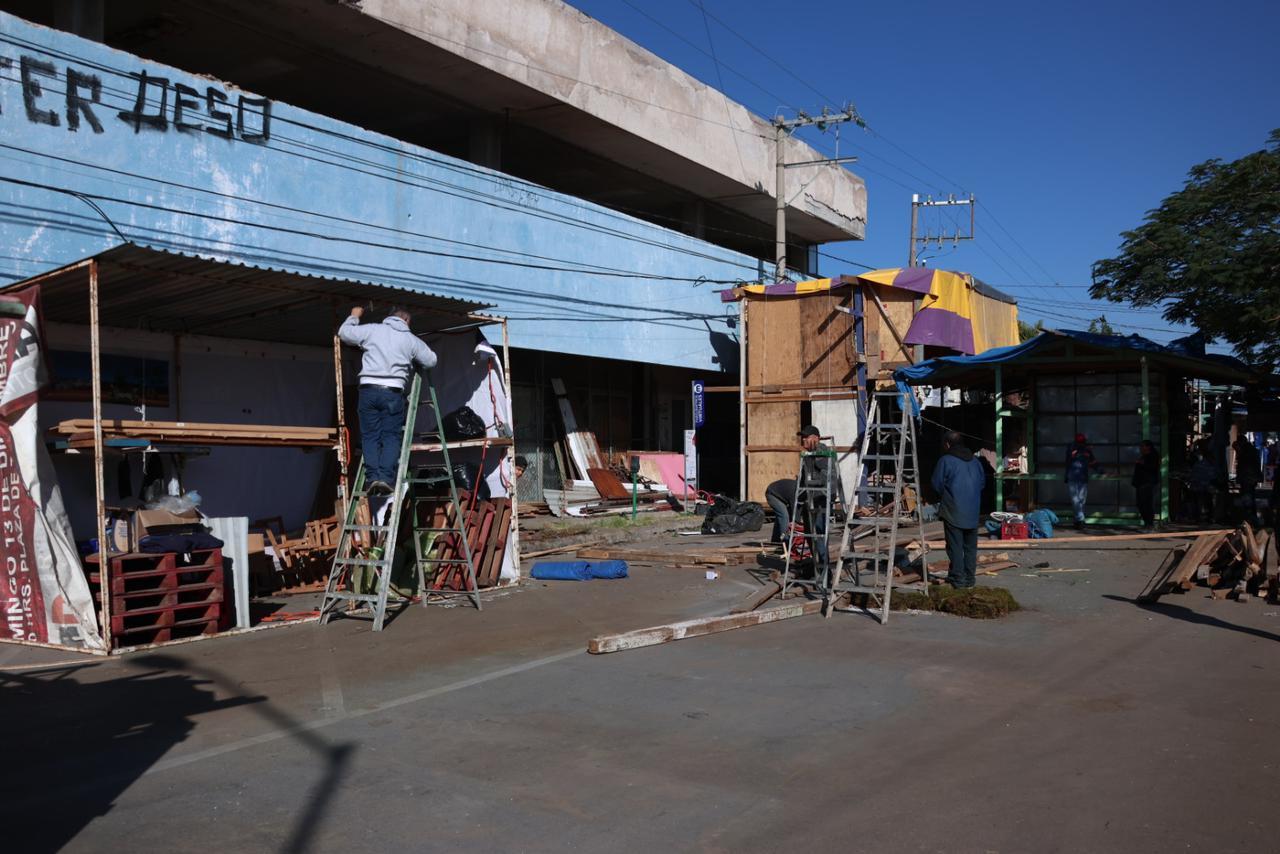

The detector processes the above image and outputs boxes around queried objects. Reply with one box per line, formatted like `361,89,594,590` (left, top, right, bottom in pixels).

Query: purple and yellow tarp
724,268,1019,355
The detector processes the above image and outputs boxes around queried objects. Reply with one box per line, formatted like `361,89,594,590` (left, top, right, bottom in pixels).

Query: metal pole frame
738,299,748,501
500,317,521,576
89,260,111,651
994,364,1004,512
333,329,348,518
774,125,786,281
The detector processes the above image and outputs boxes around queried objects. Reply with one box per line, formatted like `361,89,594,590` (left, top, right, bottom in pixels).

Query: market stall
0,242,519,654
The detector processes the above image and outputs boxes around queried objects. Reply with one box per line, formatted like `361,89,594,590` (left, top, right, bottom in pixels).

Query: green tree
1087,315,1116,335
1017,318,1044,341
1091,130,1280,369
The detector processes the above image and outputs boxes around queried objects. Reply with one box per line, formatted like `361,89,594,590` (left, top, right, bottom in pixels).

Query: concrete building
0,0,867,499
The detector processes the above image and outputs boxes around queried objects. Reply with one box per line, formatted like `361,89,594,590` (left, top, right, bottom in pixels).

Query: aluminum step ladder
826,388,929,623
319,371,479,631
779,442,844,600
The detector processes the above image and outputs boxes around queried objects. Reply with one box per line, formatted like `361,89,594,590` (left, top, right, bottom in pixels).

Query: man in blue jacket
931,431,986,589
338,305,439,495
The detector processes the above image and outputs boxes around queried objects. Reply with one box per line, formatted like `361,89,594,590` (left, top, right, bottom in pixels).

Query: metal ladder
319,371,479,631
779,444,843,600
826,388,929,623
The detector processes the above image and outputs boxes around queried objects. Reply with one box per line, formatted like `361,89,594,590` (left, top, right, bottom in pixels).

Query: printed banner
0,285,103,650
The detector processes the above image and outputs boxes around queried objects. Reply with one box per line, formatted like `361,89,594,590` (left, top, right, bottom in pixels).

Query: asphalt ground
2,532,1277,853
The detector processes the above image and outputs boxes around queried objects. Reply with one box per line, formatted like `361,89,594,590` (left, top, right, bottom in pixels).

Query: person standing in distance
338,305,438,496
931,431,986,589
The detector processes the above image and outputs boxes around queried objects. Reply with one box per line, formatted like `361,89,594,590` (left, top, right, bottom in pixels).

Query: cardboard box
132,507,204,549
247,532,266,554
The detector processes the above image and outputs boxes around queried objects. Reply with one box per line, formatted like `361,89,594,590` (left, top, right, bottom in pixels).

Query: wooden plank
923,529,1232,549
576,548,729,565
54,418,335,437
729,581,782,613
588,599,822,654
520,539,605,559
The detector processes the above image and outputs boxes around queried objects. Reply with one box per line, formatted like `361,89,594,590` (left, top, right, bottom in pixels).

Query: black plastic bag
700,496,766,534
441,406,486,440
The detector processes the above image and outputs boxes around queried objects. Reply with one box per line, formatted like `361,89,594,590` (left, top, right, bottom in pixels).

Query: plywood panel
867,286,916,366
746,400,799,503
749,451,801,504
746,297,804,386
799,291,856,388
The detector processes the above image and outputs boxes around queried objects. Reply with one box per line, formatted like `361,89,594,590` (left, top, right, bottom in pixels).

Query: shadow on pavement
0,652,354,854
1104,594,1280,643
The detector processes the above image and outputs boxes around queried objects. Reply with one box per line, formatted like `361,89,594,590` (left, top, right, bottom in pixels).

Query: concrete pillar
54,0,104,41
467,117,503,170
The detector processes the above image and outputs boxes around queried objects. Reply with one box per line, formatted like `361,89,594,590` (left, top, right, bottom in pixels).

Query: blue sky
569,0,1279,350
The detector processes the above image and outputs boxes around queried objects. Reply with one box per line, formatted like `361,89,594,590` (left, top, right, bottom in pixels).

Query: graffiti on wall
4,54,271,143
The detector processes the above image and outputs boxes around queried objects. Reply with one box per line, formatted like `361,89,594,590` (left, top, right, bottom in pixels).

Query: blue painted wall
0,13,757,373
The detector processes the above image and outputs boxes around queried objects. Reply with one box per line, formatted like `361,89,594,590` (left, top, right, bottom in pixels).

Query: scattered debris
1137,523,1275,603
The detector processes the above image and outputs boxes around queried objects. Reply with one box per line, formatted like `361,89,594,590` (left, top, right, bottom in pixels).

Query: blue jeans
358,385,407,485
765,483,792,542
943,522,977,588
1068,480,1088,522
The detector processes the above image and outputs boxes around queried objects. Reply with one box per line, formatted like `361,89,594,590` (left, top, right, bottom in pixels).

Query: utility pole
907,193,975,267
773,105,862,282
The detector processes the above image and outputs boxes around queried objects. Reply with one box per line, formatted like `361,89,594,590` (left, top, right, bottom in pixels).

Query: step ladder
779,442,844,600
319,372,480,631
826,387,929,623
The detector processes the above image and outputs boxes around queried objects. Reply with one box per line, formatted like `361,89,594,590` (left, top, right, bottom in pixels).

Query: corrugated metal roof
5,243,494,348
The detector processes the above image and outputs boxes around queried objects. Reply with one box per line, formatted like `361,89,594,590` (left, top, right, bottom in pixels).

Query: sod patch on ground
890,585,1020,619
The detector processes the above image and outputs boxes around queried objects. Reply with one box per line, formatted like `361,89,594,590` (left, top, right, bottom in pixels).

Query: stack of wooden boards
417,490,513,591
1138,523,1278,603
50,419,337,448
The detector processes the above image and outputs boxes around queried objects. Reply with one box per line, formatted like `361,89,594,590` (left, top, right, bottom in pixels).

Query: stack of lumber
1138,523,1277,603
50,418,337,448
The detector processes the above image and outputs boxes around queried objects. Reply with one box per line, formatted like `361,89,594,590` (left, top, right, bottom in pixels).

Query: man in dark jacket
931,431,986,589
1131,440,1160,529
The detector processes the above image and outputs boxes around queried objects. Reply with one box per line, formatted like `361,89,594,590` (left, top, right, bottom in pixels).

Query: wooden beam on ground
729,581,782,614
588,600,822,654
924,529,1232,549
520,539,605,560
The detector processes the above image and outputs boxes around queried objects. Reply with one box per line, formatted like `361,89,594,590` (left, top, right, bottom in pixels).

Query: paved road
3,538,1277,853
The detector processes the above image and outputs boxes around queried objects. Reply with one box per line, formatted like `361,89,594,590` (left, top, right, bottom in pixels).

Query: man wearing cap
338,305,438,496
1065,432,1104,530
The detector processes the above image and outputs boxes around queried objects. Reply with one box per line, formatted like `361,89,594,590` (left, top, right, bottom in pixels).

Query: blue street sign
692,379,705,429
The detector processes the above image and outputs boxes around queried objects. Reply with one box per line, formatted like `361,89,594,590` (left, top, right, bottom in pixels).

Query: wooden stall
0,243,519,653
718,270,1018,502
